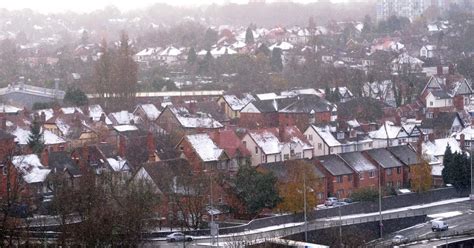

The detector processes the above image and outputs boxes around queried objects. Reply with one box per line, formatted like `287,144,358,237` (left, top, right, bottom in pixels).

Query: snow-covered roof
431,164,444,176
135,104,161,121
223,94,255,111
12,154,51,184
88,104,112,124
347,119,360,128
340,152,376,172
249,130,281,155
393,53,424,65
369,122,401,139
135,47,161,56
55,118,71,137
109,111,138,125
211,46,237,56
106,157,129,172
312,125,341,147
269,42,294,51
12,127,66,145
423,137,462,158
169,107,223,129
61,107,83,115
35,109,54,122
256,93,279,100
160,46,181,56
186,133,224,162
455,126,474,141
113,125,139,132
0,103,22,114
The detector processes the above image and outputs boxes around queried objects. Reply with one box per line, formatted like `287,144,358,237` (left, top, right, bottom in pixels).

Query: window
243,141,247,148
369,170,375,178
387,181,393,188
347,175,353,182
429,101,433,106
284,154,289,160
397,167,402,174
386,168,392,176
317,192,324,200
396,181,401,188
337,189,344,198
308,135,313,141
360,172,364,180
255,147,258,154
1,165,6,176
295,152,302,159
318,143,322,150
336,176,343,183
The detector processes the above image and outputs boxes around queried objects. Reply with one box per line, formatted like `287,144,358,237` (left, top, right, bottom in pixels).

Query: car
341,198,353,203
392,235,408,244
333,201,349,207
166,232,193,242
324,197,338,206
431,220,448,232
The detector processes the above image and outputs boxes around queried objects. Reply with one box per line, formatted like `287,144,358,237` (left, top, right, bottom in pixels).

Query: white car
166,232,193,242
392,235,408,244
324,197,338,206
432,220,449,232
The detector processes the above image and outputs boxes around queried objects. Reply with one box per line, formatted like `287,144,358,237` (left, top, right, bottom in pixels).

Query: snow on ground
427,211,463,220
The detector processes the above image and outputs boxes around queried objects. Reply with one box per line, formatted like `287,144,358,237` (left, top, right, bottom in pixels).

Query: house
242,126,313,166
156,106,224,143
87,104,112,124
133,103,161,122
339,152,378,190
158,46,183,64
257,160,328,204
177,133,230,172
278,95,337,130
422,137,462,166
365,148,405,192
208,129,251,172
387,145,419,188
239,98,292,129
315,155,355,199
304,125,341,156
108,111,140,126
369,121,410,148
46,151,82,189
12,154,51,200
320,87,355,103
420,112,465,138
217,94,255,119
11,126,67,152
455,126,474,150
420,45,436,58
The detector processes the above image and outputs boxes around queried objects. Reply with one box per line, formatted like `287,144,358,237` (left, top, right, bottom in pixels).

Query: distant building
376,0,454,21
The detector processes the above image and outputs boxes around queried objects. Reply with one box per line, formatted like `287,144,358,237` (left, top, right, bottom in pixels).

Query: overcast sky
1,0,352,13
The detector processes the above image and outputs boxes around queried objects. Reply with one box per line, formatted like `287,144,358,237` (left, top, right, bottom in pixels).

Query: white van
431,220,449,231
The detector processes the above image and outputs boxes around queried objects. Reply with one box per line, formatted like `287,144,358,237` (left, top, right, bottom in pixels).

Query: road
374,200,474,247
145,198,472,247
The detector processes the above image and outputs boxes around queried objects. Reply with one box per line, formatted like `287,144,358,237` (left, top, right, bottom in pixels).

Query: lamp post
303,173,308,242
470,145,474,210
378,166,383,239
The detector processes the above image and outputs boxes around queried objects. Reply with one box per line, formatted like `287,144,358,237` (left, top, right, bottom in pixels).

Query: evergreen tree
271,48,283,72
187,47,197,65
245,27,255,44
443,147,471,191
27,119,44,154
442,145,454,185
64,87,88,106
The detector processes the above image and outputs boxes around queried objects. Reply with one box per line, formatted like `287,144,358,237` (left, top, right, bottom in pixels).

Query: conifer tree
27,119,44,154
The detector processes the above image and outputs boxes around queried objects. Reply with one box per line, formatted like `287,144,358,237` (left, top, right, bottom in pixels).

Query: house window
308,135,313,141
318,143,322,150
243,141,247,148
284,154,290,160
295,152,302,159
337,189,344,198
317,192,324,200
255,147,258,154
387,181,393,188
369,170,375,178
396,181,401,188
427,112,433,118
347,175,353,182
429,101,433,106
386,168,392,176
397,167,402,174
336,176,343,183
360,172,364,180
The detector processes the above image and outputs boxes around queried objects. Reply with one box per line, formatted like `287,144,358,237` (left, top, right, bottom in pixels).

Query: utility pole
303,173,308,242
339,204,342,247
471,146,473,210
378,166,383,238
210,174,215,245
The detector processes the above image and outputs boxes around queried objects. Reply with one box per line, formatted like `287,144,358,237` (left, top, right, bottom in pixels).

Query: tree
245,27,255,44
443,146,471,192
80,30,89,45
114,31,138,108
93,39,113,102
351,188,379,202
276,161,321,213
410,155,433,192
234,165,280,217
271,48,283,72
0,39,19,85
362,15,372,35
187,47,197,65
27,119,44,155
64,87,88,106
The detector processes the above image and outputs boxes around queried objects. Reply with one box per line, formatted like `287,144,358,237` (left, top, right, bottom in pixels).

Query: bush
351,188,379,202
64,87,88,106
32,101,57,110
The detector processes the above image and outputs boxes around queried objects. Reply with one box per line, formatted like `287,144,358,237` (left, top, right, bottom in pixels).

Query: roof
0,103,22,114
279,95,334,114
430,90,451,99
249,129,281,155
48,151,81,176
318,155,354,176
106,157,130,172
366,148,403,169
209,130,251,158
387,146,418,165
423,137,462,157
369,121,402,140
113,125,139,132
12,154,51,184
339,152,376,172
88,104,112,124
11,127,66,145
310,125,341,147
420,112,462,130
222,94,255,111
109,111,138,125
169,106,223,129
258,160,325,181
135,104,161,121
138,159,192,194
185,133,224,162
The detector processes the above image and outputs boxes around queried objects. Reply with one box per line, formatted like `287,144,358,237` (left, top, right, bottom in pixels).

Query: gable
241,102,261,114
455,80,472,95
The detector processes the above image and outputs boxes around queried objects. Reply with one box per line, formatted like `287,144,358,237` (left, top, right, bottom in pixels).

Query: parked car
166,232,193,242
431,220,449,232
391,235,408,244
341,198,353,203
324,197,338,206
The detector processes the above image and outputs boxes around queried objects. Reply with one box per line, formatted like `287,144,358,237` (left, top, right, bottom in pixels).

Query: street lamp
204,170,218,246
303,173,308,242
378,166,383,238
470,145,474,210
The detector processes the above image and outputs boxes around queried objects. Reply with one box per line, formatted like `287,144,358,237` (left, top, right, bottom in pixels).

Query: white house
304,125,342,156
420,45,436,58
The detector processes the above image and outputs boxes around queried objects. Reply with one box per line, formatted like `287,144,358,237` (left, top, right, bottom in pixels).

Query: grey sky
1,0,351,13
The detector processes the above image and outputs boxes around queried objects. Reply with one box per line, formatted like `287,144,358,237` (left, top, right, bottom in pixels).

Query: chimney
448,64,455,75
119,135,127,157
40,111,46,123
41,149,49,167
279,125,286,141
19,76,25,89
437,65,443,76
147,132,156,162
54,78,60,93
100,113,106,122
416,134,423,156
0,115,6,130
460,133,466,151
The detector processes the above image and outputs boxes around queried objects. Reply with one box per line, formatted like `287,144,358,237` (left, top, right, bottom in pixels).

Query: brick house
176,133,230,172
217,94,255,119
339,152,378,190
364,148,404,192
387,145,419,188
0,129,17,197
315,155,355,199
208,129,251,172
